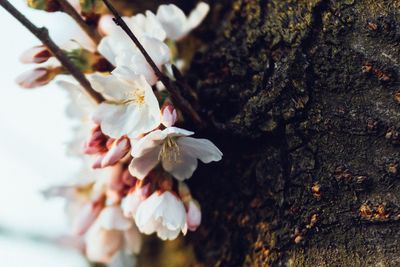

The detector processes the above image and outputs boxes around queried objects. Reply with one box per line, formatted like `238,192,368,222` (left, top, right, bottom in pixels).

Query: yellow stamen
159,137,180,162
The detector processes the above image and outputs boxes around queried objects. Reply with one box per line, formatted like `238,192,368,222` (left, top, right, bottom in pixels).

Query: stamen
105,89,145,105
159,137,180,162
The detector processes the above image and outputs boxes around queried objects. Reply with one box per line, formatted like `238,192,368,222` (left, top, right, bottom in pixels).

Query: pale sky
0,0,92,266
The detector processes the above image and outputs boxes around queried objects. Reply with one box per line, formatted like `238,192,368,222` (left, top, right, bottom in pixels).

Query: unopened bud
16,67,61,89
84,125,108,154
101,137,130,168
20,45,52,64
186,200,201,231
161,103,177,127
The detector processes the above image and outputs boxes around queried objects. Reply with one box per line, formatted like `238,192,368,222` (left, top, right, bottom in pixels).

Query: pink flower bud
84,125,108,154
101,137,130,168
16,67,60,89
161,104,177,127
186,200,201,231
92,155,105,169
19,45,52,64
72,200,105,236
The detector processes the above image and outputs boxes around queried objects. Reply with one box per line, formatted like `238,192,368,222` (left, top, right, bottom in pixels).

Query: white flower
98,20,170,85
57,80,97,156
129,127,222,181
156,2,210,40
91,73,161,139
99,12,166,41
86,206,142,264
135,191,187,240
121,183,150,218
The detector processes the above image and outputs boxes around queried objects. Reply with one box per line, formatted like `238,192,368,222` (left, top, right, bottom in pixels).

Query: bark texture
140,0,400,266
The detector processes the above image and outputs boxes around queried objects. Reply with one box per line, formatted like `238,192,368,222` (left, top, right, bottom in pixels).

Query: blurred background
0,0,92,266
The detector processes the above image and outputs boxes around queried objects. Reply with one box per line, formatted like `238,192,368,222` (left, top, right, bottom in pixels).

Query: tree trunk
141,0,400,266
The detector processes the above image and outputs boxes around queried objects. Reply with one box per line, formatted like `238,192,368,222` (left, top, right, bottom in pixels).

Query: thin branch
101,0,204,127
55,0,101,44
0,0,104,103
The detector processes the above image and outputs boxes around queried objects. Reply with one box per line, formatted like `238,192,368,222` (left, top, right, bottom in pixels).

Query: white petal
97,206,133,231
135,192,163,234
156,226,181,241
86,225,123,264
90,74,133,101
93,104,137,139
187,2,210,31
131,130,166,157
156,4,188,40
128,146,161,179
98,36,117,66
162,150,198,181
98,30,135,65
121,184,150,217
177,137,222,163
163,126,194,137
111,66,143,84
126,11,166,41
115,37,170,85
57,80,96,121
156,192,186,231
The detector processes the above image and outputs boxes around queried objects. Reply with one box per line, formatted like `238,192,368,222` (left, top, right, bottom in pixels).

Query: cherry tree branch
0,0,104,103
101,0,204,127
55,0,101,44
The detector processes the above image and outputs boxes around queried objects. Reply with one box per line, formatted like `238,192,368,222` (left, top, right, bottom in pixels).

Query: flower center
159,137,180,162
105,89,145,105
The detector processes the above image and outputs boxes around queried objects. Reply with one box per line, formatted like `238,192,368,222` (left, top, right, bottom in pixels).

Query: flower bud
101,137,130,168
84,125,108,154
161,103,177,127
19,45,52,64
72,198,105,236
16,67,61,89
186,200,201,231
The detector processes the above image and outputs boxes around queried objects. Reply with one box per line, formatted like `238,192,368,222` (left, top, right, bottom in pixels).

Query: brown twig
101,0,204,127
55,0,101,44
0,0,104,103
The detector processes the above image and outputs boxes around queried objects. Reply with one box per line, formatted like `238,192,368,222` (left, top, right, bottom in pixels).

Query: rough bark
140,0,400,266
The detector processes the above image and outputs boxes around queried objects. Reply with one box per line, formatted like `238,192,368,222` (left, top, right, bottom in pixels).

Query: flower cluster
39,2,220,265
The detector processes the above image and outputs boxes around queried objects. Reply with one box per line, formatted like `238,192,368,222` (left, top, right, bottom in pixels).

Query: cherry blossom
156,2,210,40
98,26,170,85
91,73,161,139
86,205,142,263
122,183,150,218
129,127,222,181
135,191,187,240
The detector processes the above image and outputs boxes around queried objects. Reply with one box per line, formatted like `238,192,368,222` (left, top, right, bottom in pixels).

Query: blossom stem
55,0,101,44
101,0,204,127
0,0,104,103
